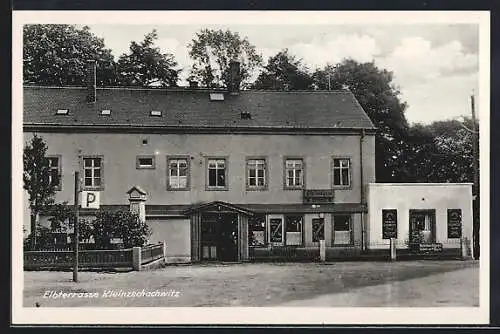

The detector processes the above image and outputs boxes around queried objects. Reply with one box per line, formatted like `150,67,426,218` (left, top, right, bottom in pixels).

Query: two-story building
23,60,379,262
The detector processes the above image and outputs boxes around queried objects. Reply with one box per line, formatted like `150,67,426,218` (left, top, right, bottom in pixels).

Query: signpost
73,172,80,283
81,191,100,209
382,209,398,239
447,209,462,239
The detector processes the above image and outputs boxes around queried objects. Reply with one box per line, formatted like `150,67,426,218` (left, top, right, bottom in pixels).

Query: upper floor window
136,155,155,169
333,158,351,187
284,158,304,189
246,158,267,190
167,156,190,191
47,156,61,190
83,156,103,190
207,158,227,190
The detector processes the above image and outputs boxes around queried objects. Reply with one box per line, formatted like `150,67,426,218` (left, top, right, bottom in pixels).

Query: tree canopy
313,59,410,182
23,24,116,86
116,30,180,87
251,49,314,90
188,29,263,88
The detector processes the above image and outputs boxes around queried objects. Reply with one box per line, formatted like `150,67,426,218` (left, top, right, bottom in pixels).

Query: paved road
279,267,479,307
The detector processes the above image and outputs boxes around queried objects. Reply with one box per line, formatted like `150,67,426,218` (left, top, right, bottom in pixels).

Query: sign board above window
303,189,334,204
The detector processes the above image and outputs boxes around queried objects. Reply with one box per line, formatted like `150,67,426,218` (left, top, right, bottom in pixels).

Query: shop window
270,218,283,244
249,214,266,247
285,215,303,246
207,158,228,190
246,158,267,190
284,159,304,189
312,218,325,242
332,158,351,187
332,215,353,246
167,156,190,190
409,209,436,244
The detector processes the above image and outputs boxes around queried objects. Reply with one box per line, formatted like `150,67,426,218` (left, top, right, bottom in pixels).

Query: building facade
23,60,378,262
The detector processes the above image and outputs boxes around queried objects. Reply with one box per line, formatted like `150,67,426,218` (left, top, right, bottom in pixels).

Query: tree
92,210,151,249
313,59,410,182
23,135,57,249
188,29,263,88
116,30,180,87
251,49,314,90
23,24,116,86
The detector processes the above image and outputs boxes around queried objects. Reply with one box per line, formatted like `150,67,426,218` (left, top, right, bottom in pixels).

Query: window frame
136,155,155,169
81,155,104,191
331,156,353,189
248,214,267,248
166,155,191,191
205,156,229,191
245,156,268,191
312,217,325,243
283,157,305,190
284,214,304,246
46,154,62,191
268,215,284,246
332,214,354,246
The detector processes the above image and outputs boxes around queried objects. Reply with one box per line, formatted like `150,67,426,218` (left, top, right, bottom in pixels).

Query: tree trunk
30,212,37,250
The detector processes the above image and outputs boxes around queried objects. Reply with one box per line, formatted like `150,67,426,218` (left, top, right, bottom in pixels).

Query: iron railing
140,243,164,265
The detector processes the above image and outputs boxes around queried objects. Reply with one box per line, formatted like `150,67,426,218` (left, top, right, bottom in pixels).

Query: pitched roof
23,86,376,131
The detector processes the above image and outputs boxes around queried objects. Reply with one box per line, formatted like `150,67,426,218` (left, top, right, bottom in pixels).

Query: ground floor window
332,215,353,246
269,218,283,244
249,214,266,247
285,215,303,246
312,218,325,242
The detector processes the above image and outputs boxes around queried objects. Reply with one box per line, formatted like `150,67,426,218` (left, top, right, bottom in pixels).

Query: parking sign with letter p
81,191,100,209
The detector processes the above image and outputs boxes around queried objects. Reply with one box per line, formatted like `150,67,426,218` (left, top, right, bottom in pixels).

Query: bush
92,210,151,249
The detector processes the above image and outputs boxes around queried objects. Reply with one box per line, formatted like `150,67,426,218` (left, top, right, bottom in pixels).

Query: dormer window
150,110,162,117
209,93,224,101
56,109,69,115
101,109,111,115
241,111,252,120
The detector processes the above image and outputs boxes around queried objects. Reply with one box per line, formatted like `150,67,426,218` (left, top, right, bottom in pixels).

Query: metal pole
470,94,479,259
73,171,80,282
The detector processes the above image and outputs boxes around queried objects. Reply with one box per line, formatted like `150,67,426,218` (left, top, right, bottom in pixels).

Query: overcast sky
85,23,479,125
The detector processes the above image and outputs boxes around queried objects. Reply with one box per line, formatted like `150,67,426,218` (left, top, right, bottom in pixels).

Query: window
284,158,304,189
56,109,68,115
209,93,224,101
167,156,190,190
246,158,267,190
285,215,303,246
269,218,283,244
82,156,103,189
150,110,162,117
101,109,111,115
249,214,266,247
136,155,155,169
332,215,352,246
312,218,325,242
333,158,351,187
47,156,61,190
207,158,227,190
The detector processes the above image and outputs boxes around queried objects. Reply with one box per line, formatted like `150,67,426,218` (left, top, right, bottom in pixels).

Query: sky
84,23,479,125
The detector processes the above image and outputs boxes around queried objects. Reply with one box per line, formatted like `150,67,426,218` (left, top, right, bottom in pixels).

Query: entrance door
201,212,238,262
409,209,436,244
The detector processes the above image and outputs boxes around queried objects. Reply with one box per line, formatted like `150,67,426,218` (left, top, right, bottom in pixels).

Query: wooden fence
24,242,166,270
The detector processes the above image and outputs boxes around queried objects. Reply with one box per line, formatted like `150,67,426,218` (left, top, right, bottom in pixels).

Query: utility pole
470,93,479,260
73,171,80,282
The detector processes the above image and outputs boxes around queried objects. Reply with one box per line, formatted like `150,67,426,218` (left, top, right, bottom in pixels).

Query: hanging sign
81,191,100,209
382,209,398,239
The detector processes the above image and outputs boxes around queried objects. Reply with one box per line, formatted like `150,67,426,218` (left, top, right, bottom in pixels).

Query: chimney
86,60,96,103
228,60,241,95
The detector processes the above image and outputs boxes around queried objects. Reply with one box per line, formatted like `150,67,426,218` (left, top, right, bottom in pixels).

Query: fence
248,238,469,262
24,242,166,271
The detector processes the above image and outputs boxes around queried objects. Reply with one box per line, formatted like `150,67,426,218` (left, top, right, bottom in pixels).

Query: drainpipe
359,129,366,252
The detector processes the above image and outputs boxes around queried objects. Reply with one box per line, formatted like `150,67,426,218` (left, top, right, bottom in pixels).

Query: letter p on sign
81,191,100,209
